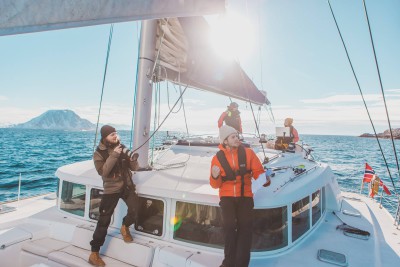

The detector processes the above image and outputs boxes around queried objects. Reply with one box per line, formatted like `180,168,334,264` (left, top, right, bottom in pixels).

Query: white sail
154,17,269,105
0,0,224,36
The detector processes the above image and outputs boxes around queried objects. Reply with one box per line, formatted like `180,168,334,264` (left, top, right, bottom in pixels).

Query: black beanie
101,125,116,139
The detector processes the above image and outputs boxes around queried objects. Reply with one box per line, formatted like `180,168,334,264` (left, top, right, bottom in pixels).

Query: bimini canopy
154,17,269,106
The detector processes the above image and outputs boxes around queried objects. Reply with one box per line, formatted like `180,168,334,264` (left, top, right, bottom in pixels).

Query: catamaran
1,1,399,266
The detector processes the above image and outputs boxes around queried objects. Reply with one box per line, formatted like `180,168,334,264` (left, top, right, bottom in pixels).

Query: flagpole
360,180,364,195
379,186,384,208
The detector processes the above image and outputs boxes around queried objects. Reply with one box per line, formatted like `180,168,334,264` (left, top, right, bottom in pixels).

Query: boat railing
341,187,399,226
0,173,57,209
394,197,400,229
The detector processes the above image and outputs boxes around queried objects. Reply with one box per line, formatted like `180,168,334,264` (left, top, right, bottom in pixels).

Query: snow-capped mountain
13,110,96,130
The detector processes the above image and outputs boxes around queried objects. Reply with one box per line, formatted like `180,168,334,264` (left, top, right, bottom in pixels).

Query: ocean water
1,129,399,214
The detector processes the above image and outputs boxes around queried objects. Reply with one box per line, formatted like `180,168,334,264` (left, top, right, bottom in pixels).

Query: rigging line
93,24,114,152
362,0,400,180
167,83,183,113
165,65,183,114
180,87,190,136
158,82,161,126
255,106,261,136
150,84,159,166
131,85,189,154
257,0,264,91
264,104,276,124
327,0,398,195
177,64,190,137
235,57,268,162
130,21,141,148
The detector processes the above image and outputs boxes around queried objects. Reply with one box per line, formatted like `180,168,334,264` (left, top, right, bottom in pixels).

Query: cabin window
89,188,103,221
135,197,164,236
56,179,60,198
173,201,288,251
252,206,288,251
312,189,322,225
60,180,86,217
292,196,310,242
174,201,224,248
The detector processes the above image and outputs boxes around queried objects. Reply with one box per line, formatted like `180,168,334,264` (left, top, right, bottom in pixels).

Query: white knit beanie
219,125,238,144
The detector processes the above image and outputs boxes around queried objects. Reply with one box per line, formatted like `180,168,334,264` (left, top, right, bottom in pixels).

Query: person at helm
284,117,299,143
218,102,243,133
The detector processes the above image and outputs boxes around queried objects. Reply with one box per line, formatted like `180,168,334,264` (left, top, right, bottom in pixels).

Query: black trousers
220,197,254,267
90,188,138,252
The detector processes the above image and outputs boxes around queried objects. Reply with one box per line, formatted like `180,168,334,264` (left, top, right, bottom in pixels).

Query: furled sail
0,0,224,36
154,17,269,106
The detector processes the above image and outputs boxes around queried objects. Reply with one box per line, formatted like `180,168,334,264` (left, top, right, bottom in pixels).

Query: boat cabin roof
56,144,337,208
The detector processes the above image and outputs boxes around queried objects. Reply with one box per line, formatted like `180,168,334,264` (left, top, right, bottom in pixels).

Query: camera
120,144,139,161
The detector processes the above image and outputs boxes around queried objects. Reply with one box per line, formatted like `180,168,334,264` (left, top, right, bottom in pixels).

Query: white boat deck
1,144,399,267
1,190,399,266
251,191,400,266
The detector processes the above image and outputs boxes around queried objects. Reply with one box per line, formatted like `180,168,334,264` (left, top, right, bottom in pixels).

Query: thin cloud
0,95,8,101
182,98,206,106
301,94,383,104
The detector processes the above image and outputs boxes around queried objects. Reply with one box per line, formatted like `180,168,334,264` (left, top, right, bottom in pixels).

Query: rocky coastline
359,128,400,139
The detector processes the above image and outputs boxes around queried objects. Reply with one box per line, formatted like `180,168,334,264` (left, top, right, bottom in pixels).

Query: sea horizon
0,128,399,215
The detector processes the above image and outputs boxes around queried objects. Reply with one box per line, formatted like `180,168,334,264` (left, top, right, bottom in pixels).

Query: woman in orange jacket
210,125,265,267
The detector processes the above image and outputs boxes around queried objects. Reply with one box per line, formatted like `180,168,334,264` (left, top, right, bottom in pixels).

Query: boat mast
133,20,158,168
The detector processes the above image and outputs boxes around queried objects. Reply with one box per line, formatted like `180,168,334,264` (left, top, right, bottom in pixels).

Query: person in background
210,125,266,267
218,102,243,133
89,125,140,266
284,117,299,143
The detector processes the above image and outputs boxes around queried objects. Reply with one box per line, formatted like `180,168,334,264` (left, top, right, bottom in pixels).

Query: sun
208,13,255,61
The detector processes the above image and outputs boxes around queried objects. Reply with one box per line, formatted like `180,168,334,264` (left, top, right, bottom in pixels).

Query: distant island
6,109,131,131
12,110,96,131
359,128,400,139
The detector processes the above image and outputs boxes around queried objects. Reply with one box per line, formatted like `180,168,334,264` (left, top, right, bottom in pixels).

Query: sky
0,0,399,136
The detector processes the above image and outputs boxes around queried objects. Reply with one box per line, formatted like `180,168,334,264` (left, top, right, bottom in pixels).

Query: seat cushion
49,245,133,267
21,238,69,257
71,226,154,266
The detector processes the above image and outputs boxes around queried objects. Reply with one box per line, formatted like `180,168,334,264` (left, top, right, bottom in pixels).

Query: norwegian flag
363,163,391,196
379,180,392,196
363,163,375,183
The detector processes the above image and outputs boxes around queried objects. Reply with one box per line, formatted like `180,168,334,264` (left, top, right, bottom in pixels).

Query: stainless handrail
395,198,400,229
342,187,399,221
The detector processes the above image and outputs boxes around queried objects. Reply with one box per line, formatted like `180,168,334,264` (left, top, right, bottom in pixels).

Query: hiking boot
120,224,133,243
88,252,105,266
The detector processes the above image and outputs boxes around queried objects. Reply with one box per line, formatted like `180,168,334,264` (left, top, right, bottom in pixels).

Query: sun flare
208,13,255,61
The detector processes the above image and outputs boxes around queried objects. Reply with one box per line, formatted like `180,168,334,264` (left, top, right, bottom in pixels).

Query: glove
263,170,272,187
211,165,221,179
263,175,271,187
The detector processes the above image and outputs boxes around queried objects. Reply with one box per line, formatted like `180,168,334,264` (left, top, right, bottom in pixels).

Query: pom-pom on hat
219,125,238,144
101,125,116,139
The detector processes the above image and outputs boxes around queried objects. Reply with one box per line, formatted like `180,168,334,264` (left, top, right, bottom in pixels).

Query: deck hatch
342,209,361,217
317,249,348,266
